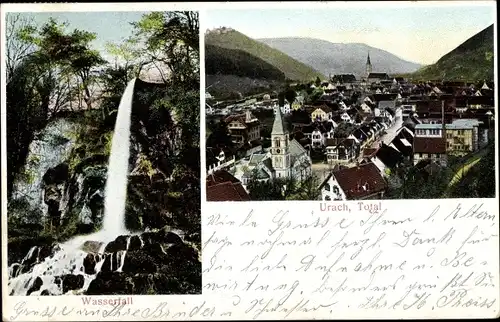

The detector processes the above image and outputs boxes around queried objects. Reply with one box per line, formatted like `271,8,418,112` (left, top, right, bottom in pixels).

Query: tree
334,122,356,138
5,13,37,82
315,76,321,87
132,11,199,87
247,172,321,201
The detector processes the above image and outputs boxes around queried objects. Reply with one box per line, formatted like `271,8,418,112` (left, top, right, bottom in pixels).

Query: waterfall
102,78,136,237
8,79,138,296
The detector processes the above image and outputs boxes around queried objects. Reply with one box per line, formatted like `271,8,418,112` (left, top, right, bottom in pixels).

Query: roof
378,100,396,110
206,170,251,202
224,113,260,128
206,170,241,186
368,73,390,79
375,144,403,168
413,137,446,154
333,74,357,83
207,182,251,202
333,162,387,199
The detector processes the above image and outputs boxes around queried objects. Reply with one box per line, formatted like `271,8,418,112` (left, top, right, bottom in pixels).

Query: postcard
1,1,499,321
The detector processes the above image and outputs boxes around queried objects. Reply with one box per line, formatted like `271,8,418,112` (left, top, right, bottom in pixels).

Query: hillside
205,44,285,81
411,24,494,81
205,28,326,81
257,37,422,77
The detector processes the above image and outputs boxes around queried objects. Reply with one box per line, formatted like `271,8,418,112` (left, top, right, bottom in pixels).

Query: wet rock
61,274,84,293
165,232,183,244
83,253,103,275
128,236,142,250
81,241,104,254
27,277,43,295
122,251,158,274
10,263,21,278
20,247,38,266
38,244,55,262
104,235,129,253
100,253,114,273
138,232,159,247
43,163,69,185
86,272,134,295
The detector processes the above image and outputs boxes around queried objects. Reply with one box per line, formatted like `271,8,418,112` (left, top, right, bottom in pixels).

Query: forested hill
205,28,326,81
205,44,285,81
411,24,494,81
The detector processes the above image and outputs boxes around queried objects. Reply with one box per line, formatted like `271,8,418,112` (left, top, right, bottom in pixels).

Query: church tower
366,52,372,76
271,106,291,179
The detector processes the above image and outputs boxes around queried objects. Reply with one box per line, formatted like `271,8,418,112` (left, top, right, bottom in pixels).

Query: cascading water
101,78,136,237
8,79,144,296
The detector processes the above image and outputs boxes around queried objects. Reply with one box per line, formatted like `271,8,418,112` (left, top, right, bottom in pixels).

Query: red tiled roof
207,182,250,201
207,170,240,186
333,162,387,199
224,113,260,128
413,137,446,154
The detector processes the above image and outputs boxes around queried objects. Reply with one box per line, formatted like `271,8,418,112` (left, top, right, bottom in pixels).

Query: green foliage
205,28,325,81
448,144,495,198
206,44,285,81
386,162,454,199
247,173,321,201
334,122,356,138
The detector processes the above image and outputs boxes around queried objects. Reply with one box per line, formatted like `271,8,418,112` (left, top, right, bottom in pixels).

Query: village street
380,107,403,145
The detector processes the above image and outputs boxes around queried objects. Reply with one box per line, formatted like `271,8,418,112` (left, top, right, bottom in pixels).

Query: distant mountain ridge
411,24,494,81
257,37,422,77
205,28,326,81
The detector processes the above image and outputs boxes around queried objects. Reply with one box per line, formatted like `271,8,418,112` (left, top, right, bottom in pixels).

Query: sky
205,4,496,65
7,12,150,62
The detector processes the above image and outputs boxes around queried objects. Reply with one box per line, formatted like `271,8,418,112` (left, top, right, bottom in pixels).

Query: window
324,195,331,201
275,138,280,148
324,183,331,191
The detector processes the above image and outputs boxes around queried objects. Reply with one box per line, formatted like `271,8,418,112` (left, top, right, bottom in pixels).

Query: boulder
27,276,43,295
121,251,158,274
104,235,129,253
10,263,21,278
61,274,84,293
81,241,104,254
128,235,142,251
86,272,134,295
83,253,102,275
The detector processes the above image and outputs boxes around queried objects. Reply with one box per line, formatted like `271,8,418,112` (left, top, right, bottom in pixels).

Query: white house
360,103,372,113
340,112,353,123
311,128,324,149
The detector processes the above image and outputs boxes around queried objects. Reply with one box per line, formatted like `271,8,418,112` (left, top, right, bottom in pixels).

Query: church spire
272,105,287,135
366,52,372,76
